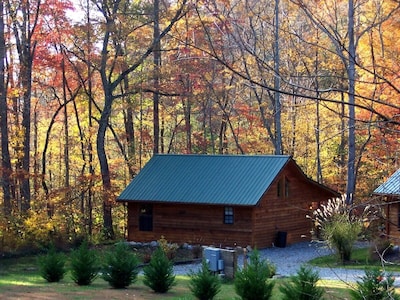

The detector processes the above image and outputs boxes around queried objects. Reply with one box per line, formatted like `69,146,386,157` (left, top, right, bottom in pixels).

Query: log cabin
373,169,400,243
117,154,339,248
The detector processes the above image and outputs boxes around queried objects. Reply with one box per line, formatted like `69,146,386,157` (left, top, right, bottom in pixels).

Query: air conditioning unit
204,247,223,272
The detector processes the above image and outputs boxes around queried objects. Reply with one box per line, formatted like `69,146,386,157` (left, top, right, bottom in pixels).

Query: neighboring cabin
373,169,400,243
117,154,339,248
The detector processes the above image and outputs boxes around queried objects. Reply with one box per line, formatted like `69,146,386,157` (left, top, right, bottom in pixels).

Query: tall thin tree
0,0,12,216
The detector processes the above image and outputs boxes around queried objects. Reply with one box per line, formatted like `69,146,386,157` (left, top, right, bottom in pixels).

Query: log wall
252,162,336,248
127,202,254,247
387,198,400,244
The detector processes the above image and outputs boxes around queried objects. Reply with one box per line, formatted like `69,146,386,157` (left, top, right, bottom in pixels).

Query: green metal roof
373,169,400,196
117,154,291,206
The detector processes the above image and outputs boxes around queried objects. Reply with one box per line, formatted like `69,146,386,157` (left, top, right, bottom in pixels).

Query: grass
6,244,400,299
0,252,356,299
309,247,400,272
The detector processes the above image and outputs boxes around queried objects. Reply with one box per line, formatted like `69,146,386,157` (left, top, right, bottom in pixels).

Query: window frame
224,206,234,224
139,204,153,231
277,176,290,199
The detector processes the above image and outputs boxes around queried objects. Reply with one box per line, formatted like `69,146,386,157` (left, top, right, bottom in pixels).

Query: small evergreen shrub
38,244,66,282
70,241,99,285
234,249,275,300
143,246,176,293
349,267,400,300
189,259,221,300
279,265,324,300
102,242,139,289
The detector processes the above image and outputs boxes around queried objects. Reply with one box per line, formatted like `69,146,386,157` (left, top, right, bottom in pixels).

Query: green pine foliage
189,259,221,300
38,244,66,283
102,242,139,289
279,265,324,300
69,241,99,285
234,249,275,300
349,267,400,300
143,246,176,293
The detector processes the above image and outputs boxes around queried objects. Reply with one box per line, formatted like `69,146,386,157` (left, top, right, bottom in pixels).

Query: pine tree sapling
102,242,139,288
143,246,176,293
38,244,66,282
279,265,324,300
189,259,221,300
70,241,99,285
349,267,400,300
234,249,275,300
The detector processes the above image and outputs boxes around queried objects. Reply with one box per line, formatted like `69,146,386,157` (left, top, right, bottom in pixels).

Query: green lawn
309,247,400,272
0,253,354,299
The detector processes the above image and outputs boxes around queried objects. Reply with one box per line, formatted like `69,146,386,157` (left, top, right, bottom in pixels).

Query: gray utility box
204,247,224,272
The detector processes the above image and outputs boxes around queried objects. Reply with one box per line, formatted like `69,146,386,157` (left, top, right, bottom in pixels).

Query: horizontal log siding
387,198,400,243
127,202,254,247
253,164,337,248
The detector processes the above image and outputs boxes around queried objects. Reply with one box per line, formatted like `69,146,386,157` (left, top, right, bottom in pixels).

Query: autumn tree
5,0,43,212
88,0,187,238
0,0,12,216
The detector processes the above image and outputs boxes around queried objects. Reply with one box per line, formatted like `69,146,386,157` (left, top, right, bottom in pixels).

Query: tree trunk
153,0,160,154
273,0,282,155
346,0,356,204
96,87,114,239
7,0,40,213
86,0,94,237
0,1,12,216
20,51,32,213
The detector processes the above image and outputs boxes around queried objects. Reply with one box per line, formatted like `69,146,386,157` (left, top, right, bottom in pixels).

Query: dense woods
0,0,399,250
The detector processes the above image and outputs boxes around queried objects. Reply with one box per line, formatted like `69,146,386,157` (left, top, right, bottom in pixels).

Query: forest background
0,0,399,252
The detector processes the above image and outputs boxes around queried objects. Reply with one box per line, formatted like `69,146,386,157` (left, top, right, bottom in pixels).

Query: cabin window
277,176,290,199
139,204,153,231
224,206,234,224
285,177,290,198
277,180,282,198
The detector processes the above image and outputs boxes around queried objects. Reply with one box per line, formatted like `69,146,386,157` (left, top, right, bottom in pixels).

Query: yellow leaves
24,210,60,244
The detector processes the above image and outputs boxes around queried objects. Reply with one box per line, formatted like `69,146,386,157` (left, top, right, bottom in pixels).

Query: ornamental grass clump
322,214,362,264
279,265,324,300
38,244,66,282
70,241,99,285
189,259,221,300
102,242,139,289
234,249,275,300
143,246,176,293
349,267,400,300
311,195,363,264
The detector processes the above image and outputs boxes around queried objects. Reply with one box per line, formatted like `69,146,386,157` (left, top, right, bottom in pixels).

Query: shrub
192,244,203,259
234,249,275,300
368,236,392,261
279,265,324,300
143,246,176,293
70,241,99,285
38,244,66,282
102,242,139,288
158,235,179,260
349,267,400,300
189,259,221,300
322,214,362,263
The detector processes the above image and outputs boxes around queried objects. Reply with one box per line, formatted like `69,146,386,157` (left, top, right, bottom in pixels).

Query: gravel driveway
173,241,400,284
